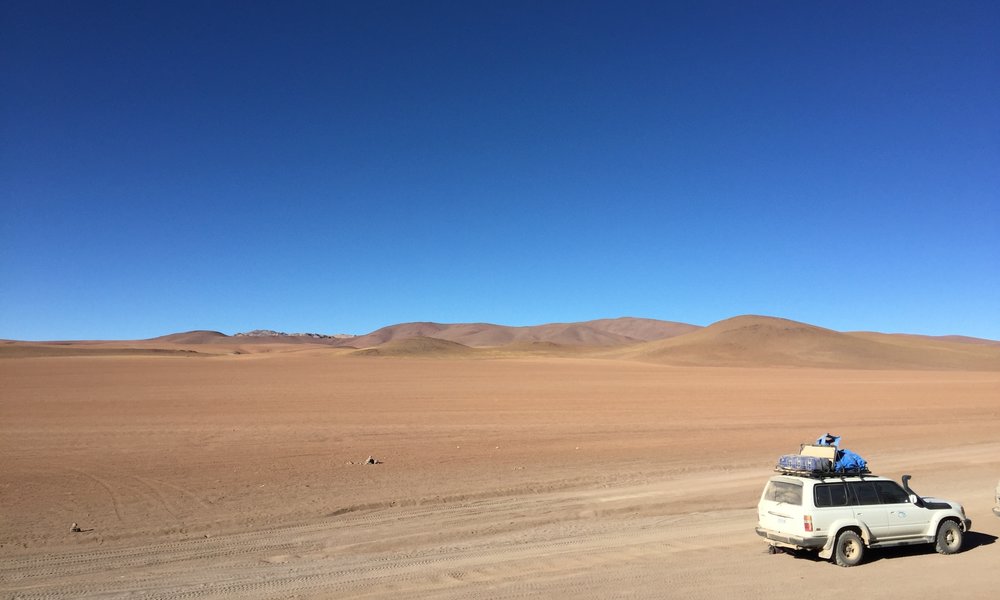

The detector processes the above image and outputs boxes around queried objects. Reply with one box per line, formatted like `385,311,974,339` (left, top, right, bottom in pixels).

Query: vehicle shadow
959,530,997,551
866,530,996,563
778,530,996,565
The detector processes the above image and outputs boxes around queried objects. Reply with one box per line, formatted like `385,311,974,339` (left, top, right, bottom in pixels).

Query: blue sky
2,1,998,340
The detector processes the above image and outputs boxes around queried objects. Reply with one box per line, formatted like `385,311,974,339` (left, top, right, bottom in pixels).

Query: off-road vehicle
756,445,971,567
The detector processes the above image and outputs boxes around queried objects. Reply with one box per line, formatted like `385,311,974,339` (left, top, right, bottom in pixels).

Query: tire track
5,508,744,599
2,480,755,600
126,475,181,522
136,476,210,510
65,468,124,523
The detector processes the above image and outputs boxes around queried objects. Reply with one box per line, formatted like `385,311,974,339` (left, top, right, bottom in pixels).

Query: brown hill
618,315,1000,370
936,335,1000,346
9,317,996,367
151,330,229,344
340,322,455,347
338,317,696,349
848,332,1000,347
580,317,701,341
498,322,636,346
349,336,478,358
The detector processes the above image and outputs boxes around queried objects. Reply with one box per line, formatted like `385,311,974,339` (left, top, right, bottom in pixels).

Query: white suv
756,473,971,567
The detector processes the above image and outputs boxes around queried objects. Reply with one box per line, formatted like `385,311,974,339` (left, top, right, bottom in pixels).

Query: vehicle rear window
765,480,803,505
814,483,849,507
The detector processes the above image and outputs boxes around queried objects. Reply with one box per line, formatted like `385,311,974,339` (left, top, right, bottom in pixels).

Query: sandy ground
2,353,999,598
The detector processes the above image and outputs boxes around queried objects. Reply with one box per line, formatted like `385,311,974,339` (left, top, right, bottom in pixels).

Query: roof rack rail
774,466,872,479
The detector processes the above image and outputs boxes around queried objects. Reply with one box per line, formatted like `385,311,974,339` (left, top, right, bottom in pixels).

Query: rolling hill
151,330,229,344
615,315,1000,370
5,316,998,369
349,336,478,358
338,317,697,348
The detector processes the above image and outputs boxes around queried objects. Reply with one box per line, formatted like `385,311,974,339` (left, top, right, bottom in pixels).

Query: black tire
834,530,865,567
935,520,963,554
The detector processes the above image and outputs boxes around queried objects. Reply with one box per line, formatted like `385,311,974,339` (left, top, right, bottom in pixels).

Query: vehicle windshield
765,480,803,505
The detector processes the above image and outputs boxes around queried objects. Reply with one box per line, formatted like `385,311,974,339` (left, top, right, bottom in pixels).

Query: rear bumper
755,527,826,549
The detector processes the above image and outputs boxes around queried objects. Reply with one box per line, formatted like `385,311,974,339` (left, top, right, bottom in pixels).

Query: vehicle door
848,481,891,540
874,480,931,538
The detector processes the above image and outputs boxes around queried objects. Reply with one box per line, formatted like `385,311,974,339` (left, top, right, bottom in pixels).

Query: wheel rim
945,528,957,548
844,539,859,558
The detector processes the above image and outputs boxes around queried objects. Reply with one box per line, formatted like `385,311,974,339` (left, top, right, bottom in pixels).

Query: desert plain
2,316,999,599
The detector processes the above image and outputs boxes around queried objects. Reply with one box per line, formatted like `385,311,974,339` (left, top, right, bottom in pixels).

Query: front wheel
935,520,963,554
834,530,865,567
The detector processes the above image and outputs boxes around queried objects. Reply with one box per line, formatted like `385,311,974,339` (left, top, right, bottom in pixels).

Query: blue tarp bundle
834,449,867,472
815,433,868,473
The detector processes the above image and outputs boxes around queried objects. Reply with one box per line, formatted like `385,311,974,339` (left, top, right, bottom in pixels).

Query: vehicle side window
849,482,880,505
765,481,803,505
873,481,909,504
814,483,849,507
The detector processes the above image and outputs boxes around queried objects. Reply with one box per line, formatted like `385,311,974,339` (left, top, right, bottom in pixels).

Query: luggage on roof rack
775,444,835,475
776,454,833,475
774,443,871,477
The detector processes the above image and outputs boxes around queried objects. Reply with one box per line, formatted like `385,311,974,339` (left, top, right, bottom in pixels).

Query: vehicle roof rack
774,466,873,479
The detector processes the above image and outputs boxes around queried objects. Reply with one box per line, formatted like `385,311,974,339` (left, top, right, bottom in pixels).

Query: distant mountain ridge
234,329,356,340
187,317,697,349
341,317,698,348
7,316,998,370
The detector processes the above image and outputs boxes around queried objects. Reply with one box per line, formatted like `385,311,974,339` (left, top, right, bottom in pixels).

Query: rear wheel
935,520,962,554
834,530,864,567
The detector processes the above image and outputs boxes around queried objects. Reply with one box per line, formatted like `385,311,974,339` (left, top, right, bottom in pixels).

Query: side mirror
909,494,918,504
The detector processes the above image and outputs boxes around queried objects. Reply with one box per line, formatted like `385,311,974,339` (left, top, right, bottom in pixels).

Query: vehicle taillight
803,515,814,532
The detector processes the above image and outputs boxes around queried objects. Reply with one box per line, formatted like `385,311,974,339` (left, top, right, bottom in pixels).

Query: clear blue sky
2,1,998,340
